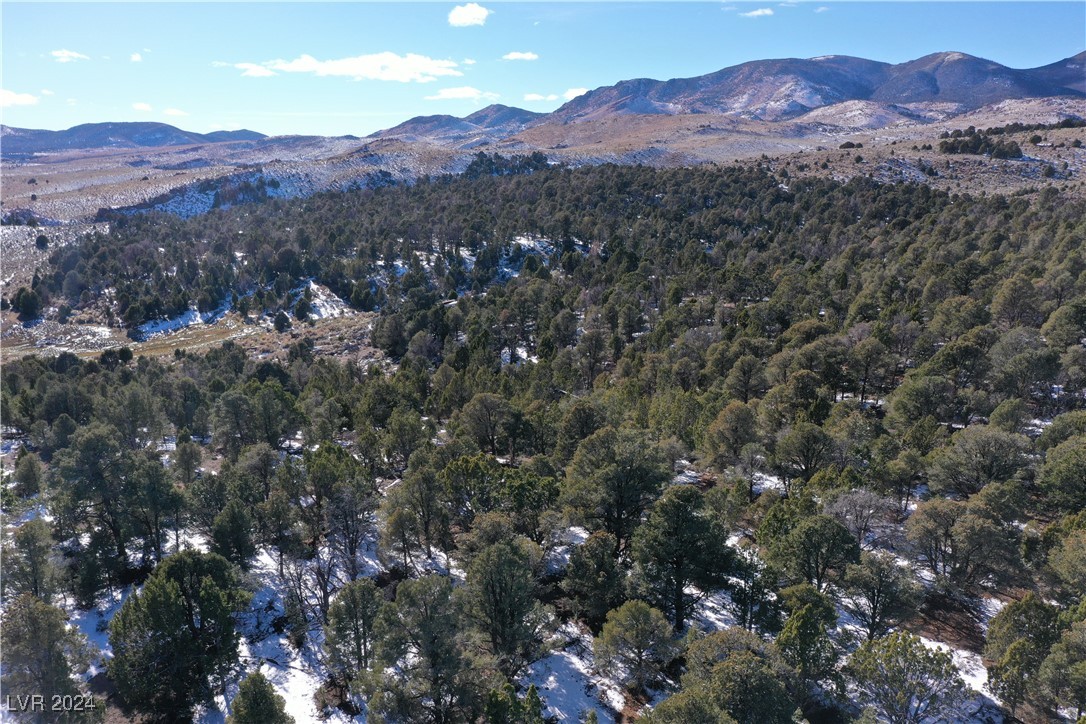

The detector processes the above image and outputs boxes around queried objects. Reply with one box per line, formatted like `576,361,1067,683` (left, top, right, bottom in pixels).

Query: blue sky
2,2,1083,137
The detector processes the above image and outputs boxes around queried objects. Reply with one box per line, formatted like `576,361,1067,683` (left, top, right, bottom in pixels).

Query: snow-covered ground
523,622,624,723
199,546,358,723
137,302,231,338
915,634,1005,722
302,281,353,320
67,586,134,679
751,471,786,494
691,588,740,632
545,526,590,575
671,459,701,486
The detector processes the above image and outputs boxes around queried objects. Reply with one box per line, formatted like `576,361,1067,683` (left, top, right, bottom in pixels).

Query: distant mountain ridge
552,51,1086,123
0,122,266,155
371,50,1085,147
2,51,1082,158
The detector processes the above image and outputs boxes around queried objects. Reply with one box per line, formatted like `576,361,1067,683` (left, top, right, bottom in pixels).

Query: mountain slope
871,51,1081,106
368,104,544,146
464,104,544,130
1025,50,1086,95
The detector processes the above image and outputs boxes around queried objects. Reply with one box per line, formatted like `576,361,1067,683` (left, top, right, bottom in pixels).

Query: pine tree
562,426,669,552
707,649,796,724
1,594,94,722
562,531,626,631
847,631,967,724
228,671,294,724
775,514,859,591
372,575,478,722
843,551,922,641
631,485,732,630
483,682,547,724
594,601,679,693
109,551,250,719
324,578,382,685
4,517,62,603
211,499,257,568
12,451,43,497
461,541,550,679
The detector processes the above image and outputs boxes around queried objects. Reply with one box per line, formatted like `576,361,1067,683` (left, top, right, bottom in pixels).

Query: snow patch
523,622,622,722
137,303,230,338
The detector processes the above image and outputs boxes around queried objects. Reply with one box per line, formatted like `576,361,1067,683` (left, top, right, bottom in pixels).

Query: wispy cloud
739,7,773,17
524,87,588,103
130,52,143,62
132,102,153,112
503,51,539,61
40,89,55,96
234,62,277,78
425,86,499,102
463,58,477,66
1,89,40,108
448,3,490,27
52,49,90,63
815,5,830,12
163,108,188,117
231,53,462,83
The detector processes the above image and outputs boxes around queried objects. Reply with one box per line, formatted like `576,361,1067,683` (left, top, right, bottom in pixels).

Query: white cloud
40,89,55,96
815,5,829,11
503,51,539,61
462,58,477,66
1,89,40,108
163,108,189,117
130,52,143,62
237,53,461,83
52,49,90,63
524,88,587,103
235,62,277,77
448,3,490,27
132,102,153,112
739,8,774,17
425,86,499,102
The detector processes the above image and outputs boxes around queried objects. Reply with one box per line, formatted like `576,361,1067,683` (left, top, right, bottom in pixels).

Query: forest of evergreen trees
3,160,1086,723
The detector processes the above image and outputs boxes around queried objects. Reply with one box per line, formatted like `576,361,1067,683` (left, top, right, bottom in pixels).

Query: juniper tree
109,551,250,719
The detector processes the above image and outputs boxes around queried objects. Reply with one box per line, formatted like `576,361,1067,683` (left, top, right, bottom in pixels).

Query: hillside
368,103,544,147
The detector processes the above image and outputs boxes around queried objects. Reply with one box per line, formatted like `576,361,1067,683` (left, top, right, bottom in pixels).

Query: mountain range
0,122,266,156
2,50,1082,158
548,51,1085,123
